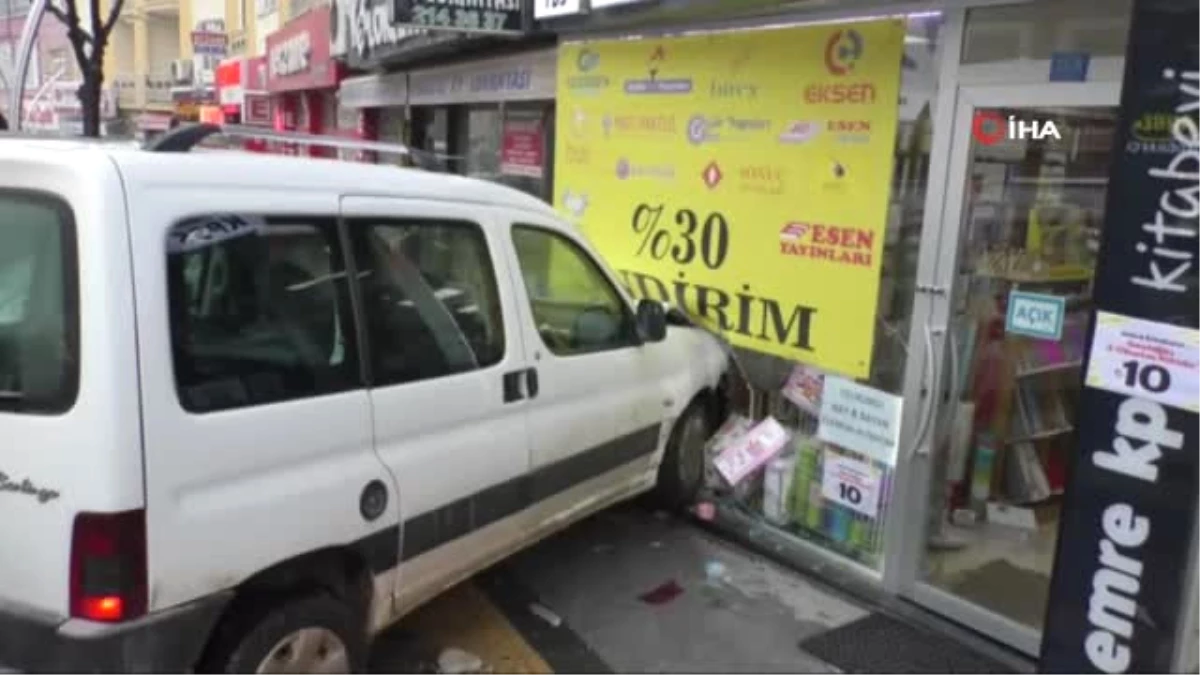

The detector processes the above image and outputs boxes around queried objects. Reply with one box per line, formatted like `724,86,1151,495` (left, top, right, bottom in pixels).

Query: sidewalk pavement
369,502,1029,674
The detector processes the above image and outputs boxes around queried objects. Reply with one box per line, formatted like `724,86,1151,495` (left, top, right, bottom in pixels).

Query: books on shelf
1007,441,1053,504
1013,379,1073,442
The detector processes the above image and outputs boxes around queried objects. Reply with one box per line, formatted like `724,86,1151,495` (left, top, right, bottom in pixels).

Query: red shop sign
265,8,338,93
500,112,545,179
243,93,272,126
245,55,269,91
216,58,243,114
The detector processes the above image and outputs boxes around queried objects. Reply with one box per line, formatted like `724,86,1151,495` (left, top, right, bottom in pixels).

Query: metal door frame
886,78,1123,657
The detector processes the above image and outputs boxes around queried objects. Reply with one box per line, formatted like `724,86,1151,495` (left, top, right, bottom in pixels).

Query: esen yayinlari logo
567,48,609,93
972,111,1062,146
624,45,693,95
779,221,876,267
804,28,875,105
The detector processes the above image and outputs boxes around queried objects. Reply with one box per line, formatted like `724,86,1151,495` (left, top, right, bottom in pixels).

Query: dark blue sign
1049,51,1090,82
1040,0,1199,672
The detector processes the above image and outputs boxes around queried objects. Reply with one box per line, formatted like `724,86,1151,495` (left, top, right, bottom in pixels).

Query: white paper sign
533,0,582,19
713,416,790,486
817,377,903,466
820,452,882,518
1085,311,1200,413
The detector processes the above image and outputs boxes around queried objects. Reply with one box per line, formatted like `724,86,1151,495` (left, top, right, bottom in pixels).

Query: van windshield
0,191,78,414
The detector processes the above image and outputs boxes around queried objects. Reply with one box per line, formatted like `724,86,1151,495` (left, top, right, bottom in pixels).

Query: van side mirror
635,299,667,343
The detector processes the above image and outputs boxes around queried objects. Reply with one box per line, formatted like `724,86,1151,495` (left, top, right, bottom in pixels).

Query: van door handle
526,367,539,399
502,368,539,403
502,369,525,403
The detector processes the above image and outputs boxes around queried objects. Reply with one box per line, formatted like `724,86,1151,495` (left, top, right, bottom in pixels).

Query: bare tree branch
45,1,93,45
101,0,124,41
46,0,92,79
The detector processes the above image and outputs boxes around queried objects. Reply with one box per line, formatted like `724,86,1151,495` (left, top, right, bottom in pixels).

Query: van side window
347,218,505,387
165,215,359,413
511,225,638,356
0,191,79,414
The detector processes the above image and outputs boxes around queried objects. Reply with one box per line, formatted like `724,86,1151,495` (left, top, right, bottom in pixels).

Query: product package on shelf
762,453,797,525
781,364,826,416
786,435,891,564
704,414,755,492
969,434,998,512
710,416,792,512
713,416,791,487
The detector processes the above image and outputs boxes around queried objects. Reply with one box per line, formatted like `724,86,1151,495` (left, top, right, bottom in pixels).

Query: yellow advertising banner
553,20,904,378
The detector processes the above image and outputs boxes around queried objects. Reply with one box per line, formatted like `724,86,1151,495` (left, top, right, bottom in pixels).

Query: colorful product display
795,438,889,564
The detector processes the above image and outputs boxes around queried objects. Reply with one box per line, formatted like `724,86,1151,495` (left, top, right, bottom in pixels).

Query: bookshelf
955,275,1090,510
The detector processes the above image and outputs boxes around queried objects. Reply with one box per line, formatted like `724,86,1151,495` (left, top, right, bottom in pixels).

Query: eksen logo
804,82,876,105
824,29,864,76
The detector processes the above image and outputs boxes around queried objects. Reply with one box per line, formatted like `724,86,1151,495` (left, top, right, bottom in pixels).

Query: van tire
655,402,710,511
197,591,368,674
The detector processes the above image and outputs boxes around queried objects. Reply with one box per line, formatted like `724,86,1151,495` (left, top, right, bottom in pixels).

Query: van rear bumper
0,592,232,673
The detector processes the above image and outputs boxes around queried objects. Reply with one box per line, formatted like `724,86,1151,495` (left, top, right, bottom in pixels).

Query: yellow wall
178,0,192,59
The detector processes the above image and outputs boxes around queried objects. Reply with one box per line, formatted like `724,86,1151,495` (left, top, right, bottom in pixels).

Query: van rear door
0,154,144,627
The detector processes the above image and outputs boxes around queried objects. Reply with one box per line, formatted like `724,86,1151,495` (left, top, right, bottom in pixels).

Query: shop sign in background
553,21,904,378
501,110,546,179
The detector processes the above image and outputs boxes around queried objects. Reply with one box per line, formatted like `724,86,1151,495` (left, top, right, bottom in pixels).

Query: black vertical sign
1040,0,1199,672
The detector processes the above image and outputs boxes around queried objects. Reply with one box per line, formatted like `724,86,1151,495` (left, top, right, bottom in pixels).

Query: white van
0,133,730,673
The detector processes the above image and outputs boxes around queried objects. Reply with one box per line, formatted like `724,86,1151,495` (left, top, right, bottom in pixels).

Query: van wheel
198,592,367,674
655,402,710,511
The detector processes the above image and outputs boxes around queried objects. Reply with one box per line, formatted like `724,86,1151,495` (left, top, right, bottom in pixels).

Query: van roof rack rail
145,122,454,171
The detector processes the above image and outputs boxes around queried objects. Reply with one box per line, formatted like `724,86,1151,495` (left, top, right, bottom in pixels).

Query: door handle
907,323,944,460
502,368,539,404
526,367,539,399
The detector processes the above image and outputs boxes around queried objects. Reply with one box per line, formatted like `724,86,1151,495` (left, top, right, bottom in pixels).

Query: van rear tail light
69,509,147,622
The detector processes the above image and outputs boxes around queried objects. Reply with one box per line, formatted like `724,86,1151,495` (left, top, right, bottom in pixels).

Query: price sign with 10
820,452,882,519
1084,311,1200,413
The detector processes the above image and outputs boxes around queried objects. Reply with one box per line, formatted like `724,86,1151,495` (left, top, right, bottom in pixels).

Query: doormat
951,559,1051,629
799,613,1011,673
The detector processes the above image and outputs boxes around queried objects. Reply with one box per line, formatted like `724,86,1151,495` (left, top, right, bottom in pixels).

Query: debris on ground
653,510,670,520
592,543,615,554
704,560,729,586
649,540,664,548
638,579,684,605
694,501,716,521
437,647,484,674
528,601,563,627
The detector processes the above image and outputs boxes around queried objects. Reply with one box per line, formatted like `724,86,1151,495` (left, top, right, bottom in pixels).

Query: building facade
527,0,1197,669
